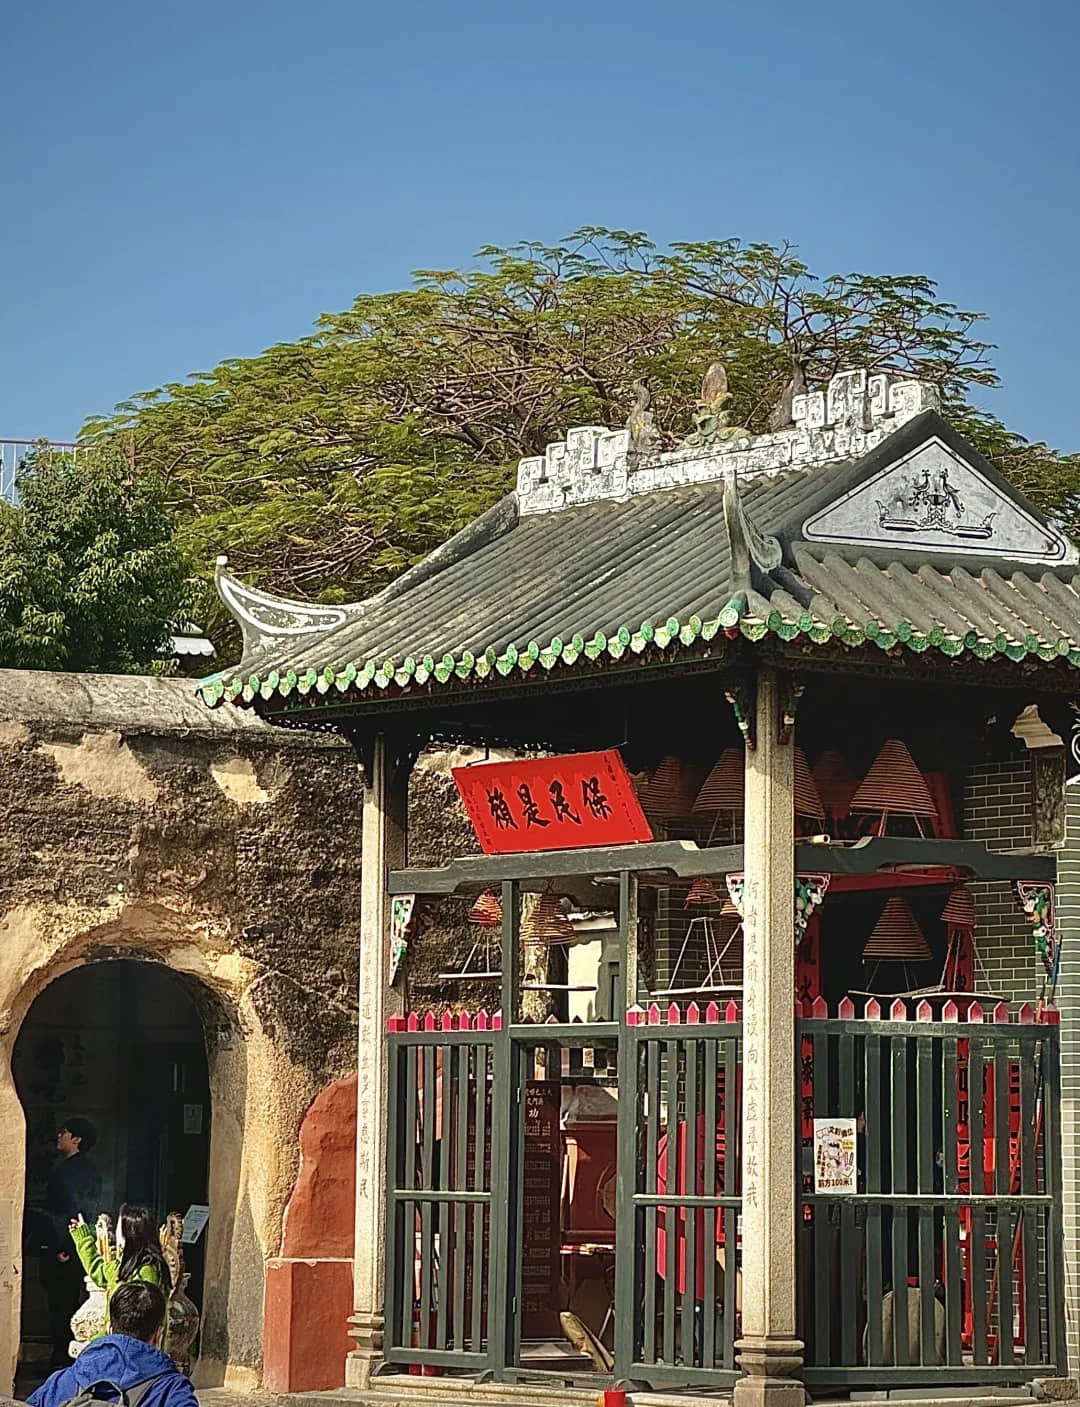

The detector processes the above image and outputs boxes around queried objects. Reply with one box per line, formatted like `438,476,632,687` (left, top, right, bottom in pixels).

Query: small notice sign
453,748,653,855
813,1119,857,1193
181,1205,210,1244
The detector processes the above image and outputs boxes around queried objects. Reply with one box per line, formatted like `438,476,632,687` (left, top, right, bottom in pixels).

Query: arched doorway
13,961,211,1386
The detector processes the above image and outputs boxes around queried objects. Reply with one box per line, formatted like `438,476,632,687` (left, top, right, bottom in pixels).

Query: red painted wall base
263,1258,354,1393
263,1074,359,1391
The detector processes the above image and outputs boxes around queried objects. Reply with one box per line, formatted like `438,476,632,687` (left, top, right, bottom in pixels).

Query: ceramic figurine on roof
682,361,750,451
626,380,663,458
766,362,808,432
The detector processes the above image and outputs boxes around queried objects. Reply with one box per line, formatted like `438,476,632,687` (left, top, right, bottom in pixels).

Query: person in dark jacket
46,1121,102,1235
42,1119,102,1368
28,1282,196,1407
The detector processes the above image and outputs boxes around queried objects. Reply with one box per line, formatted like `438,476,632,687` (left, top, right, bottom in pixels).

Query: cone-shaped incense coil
941,884,976,930
693,748,744,815
850,739,938,819
794,747,826,824
721,897,740,918
522,890,575,945
862,897,933,961
813,750,857,816
629,770,651,802
468,890,502,927
719,915,743,967
642,755,701,821
684,875,722,908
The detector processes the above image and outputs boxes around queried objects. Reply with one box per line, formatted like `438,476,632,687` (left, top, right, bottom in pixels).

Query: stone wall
0,670,366,1393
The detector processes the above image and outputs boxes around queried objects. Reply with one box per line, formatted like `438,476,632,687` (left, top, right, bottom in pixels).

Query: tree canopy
0,444,189,672
84,228,1080,639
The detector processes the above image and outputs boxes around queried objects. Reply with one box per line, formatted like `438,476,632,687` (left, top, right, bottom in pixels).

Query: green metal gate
797,998,1065,1387
615,1000,743,1388
384,1010,498,1373
383,999,744,1388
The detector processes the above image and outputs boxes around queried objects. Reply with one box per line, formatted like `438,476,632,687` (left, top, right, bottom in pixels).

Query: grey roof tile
203,419,1080,707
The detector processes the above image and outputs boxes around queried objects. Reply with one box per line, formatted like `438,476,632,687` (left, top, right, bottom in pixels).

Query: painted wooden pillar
346,732,408,1388
733,667,805,1407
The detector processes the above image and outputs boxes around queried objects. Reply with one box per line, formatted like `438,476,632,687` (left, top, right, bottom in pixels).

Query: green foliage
0,444,190,673
82,229,1079,637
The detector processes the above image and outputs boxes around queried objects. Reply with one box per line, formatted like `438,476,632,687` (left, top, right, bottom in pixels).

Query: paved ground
195,1393,281,1407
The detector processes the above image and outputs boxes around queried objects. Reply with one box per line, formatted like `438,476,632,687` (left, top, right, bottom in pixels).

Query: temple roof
200,377,1080,712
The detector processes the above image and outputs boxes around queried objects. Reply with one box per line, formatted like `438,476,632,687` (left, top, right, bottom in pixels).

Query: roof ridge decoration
723,463,782,588
515,369,941,517
214,556,367,657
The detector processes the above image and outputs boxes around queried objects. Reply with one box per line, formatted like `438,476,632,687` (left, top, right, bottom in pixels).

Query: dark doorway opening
14,960,211,1387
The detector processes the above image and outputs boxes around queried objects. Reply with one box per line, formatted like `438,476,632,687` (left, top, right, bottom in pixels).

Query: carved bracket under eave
215,556,366,658
779,676,805,746
724,681,755,750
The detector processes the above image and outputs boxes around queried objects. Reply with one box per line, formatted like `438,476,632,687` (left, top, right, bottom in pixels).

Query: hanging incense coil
692,748,744,815
522,890,576,945
629,769,651,803
794,747,826,825
941,883,976,930
721,897,740,918
468,890,502,927
862,897,933,962
813,750,857,818
850,739,938,821
684,875,722,908
641,755,703,821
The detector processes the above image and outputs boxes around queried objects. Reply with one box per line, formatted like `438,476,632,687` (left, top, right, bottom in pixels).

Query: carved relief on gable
803,438,1077,565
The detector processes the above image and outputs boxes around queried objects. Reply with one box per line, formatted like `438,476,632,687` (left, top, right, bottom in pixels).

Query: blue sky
3,0,1078,448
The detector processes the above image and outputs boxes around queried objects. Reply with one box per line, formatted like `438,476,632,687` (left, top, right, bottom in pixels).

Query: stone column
1056,778,1080,1377
346,732,408,1388
733,667,804,1407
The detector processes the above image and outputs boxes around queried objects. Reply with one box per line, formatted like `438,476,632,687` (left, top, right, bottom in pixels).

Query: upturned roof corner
214,556,368,659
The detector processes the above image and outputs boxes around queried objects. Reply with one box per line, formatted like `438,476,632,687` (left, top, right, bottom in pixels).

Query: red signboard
452,748,653,854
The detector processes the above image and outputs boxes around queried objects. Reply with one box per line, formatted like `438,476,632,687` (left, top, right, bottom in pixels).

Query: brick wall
1055,781,1080,1376
968,751,1076,1373
964,754,1057,1005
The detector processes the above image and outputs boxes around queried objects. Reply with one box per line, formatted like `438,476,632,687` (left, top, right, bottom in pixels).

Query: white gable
802,436,1077,566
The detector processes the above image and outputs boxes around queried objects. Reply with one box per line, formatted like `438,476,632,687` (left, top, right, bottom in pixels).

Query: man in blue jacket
29,1282,196,1407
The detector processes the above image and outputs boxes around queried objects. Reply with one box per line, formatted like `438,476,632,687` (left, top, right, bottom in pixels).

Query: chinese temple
202,368,1080,1404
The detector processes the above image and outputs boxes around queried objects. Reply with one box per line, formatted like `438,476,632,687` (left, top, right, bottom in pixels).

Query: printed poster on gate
813,1118,857,1193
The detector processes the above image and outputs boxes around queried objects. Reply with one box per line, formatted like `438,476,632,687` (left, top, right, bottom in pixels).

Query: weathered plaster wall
0,671,365,1393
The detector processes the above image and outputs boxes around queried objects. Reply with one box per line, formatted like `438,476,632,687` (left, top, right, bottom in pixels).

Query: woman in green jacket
70,1203,172,1339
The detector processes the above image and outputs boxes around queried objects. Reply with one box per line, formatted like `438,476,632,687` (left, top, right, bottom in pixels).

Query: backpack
59,1378,164,1407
